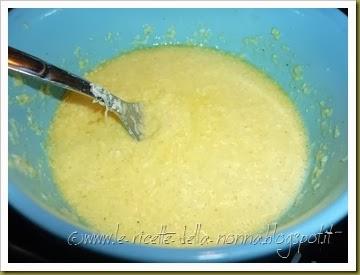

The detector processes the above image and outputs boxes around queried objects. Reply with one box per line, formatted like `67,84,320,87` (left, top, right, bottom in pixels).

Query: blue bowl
8,8,348,262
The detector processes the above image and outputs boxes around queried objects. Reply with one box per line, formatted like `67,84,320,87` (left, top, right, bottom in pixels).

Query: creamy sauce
48,46,308,246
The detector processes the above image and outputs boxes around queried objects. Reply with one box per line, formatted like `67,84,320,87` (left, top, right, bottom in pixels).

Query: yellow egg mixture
48,46,308,246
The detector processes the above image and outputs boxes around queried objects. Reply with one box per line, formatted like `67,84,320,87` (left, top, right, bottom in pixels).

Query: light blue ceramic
8,9,348,262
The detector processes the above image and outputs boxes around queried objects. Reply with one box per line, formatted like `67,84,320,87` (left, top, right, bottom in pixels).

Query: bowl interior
8,8,347,252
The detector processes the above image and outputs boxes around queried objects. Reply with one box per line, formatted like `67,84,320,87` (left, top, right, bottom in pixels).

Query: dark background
8,8,349,263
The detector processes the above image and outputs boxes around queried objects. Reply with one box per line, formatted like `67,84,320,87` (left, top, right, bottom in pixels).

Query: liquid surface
48,46,308,246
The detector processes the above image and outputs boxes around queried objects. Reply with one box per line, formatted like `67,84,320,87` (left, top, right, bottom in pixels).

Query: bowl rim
9,183,347,262
8,7,348,262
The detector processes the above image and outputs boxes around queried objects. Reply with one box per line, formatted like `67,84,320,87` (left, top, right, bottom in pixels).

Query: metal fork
8,46,143,141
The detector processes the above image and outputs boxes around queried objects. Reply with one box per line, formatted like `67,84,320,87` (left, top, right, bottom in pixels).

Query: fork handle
8,46,94,98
